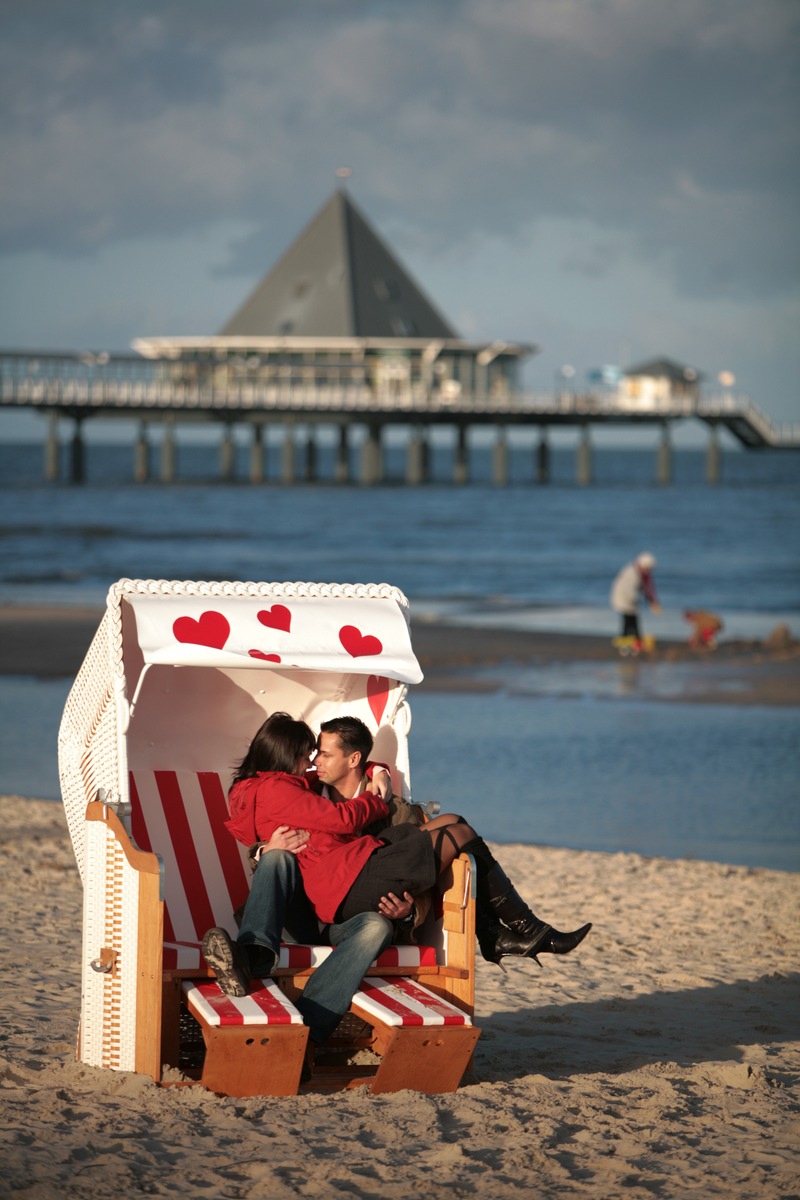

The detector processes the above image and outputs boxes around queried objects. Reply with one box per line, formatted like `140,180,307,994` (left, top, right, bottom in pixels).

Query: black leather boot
481,861,550,937
464,839,592,961
475,906,550,968
482,862,592,953
539,923,593,955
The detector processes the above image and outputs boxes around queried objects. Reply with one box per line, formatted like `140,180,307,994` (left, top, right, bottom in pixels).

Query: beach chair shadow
59,579,479,1097
475,973,800,1084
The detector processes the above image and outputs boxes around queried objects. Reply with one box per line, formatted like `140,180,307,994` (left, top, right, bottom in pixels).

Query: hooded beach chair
59,579,478,1096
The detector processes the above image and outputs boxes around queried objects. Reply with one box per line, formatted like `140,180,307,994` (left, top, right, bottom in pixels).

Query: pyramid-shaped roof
220,190,458,340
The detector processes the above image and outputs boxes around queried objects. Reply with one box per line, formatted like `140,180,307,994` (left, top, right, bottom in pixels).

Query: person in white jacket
610,552,661,646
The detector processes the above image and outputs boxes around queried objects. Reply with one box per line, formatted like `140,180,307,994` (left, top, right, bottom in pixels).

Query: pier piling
160,418,176,483
406,430,427,485
335,426,350,484
70,417,85,485
492,428,508,486
304,430,317,483
536,430,550,484
249,424,265,484
134,421,150,483
361,422,383,486
281,427,296,485
576,425,593,486
656,422,673,486
220,424,236,482
454,425,469,486
706,425,722,485
45,413,60,482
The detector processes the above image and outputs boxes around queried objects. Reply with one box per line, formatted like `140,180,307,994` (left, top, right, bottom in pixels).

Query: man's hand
257,826,310,857
366,768,392,801
377,891,414,921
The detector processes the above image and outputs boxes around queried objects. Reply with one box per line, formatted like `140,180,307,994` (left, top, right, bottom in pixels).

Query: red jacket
226,772,389,923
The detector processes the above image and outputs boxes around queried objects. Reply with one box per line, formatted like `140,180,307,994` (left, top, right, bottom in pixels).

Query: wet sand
1,604,798,706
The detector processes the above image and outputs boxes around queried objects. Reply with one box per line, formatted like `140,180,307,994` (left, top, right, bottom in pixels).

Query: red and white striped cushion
352,977,472,1027
166,940,438,972
278,943,437,969
130,771,251,944
182,979,304,1026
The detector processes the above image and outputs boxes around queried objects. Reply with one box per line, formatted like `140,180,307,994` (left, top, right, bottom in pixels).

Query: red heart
249,650,282,662
257,605,292,633
173,611,230,650
339,625,383,659
367,675,389,725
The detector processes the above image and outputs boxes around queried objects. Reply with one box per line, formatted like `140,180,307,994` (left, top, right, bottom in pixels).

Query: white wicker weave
81,818,141,1070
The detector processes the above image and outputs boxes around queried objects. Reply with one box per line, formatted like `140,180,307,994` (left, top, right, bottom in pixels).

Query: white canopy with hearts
125,591,423,686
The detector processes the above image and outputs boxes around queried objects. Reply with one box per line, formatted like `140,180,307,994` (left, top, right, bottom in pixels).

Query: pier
3,192,799,486
6,190,797,487
2,350,798,486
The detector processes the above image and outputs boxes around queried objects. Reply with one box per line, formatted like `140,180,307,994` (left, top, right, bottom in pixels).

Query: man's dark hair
319,715,373,770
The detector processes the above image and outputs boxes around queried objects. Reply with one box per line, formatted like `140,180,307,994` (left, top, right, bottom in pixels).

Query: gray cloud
1,0,797,303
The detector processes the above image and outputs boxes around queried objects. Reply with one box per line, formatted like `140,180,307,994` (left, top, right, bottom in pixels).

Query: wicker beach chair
59,579,478,1096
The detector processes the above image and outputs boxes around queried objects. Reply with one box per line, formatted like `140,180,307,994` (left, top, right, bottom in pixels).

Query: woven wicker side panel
80,819,140,1072
58,612,119,881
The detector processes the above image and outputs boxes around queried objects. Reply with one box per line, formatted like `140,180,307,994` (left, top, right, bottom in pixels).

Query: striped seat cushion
183,979,304,1027
167,940,438,972
351,977,472,1027
278,942,437,970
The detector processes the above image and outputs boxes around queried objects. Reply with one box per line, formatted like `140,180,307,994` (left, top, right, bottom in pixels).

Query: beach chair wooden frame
60,579,478,1096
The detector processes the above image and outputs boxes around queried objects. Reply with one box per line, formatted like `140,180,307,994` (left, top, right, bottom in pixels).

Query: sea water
1,441,798,870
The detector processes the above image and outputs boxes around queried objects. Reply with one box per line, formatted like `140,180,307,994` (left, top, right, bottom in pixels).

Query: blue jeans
237,850,393,1044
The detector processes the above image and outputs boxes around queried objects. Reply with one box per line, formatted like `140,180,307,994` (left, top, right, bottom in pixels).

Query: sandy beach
1,607,798,1197
2,794,798,1199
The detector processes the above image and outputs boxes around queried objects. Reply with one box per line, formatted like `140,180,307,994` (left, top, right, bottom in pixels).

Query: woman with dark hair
233,710,317,780
226,712,591,968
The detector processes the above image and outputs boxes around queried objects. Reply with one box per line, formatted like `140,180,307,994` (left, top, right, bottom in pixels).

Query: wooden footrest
349,977,480,1094
182,979,308,1096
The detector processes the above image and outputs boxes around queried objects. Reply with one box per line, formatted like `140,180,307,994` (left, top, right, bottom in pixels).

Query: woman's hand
366,768,392,800
377,891,415,921
258,826,310,856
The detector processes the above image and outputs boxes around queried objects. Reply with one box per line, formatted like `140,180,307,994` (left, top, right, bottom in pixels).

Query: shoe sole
201,927,248,997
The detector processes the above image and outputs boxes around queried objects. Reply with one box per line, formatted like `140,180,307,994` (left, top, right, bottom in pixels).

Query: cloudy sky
2,0,798,431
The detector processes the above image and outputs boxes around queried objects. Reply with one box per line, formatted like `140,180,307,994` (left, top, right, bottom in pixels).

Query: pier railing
1,351,798,448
